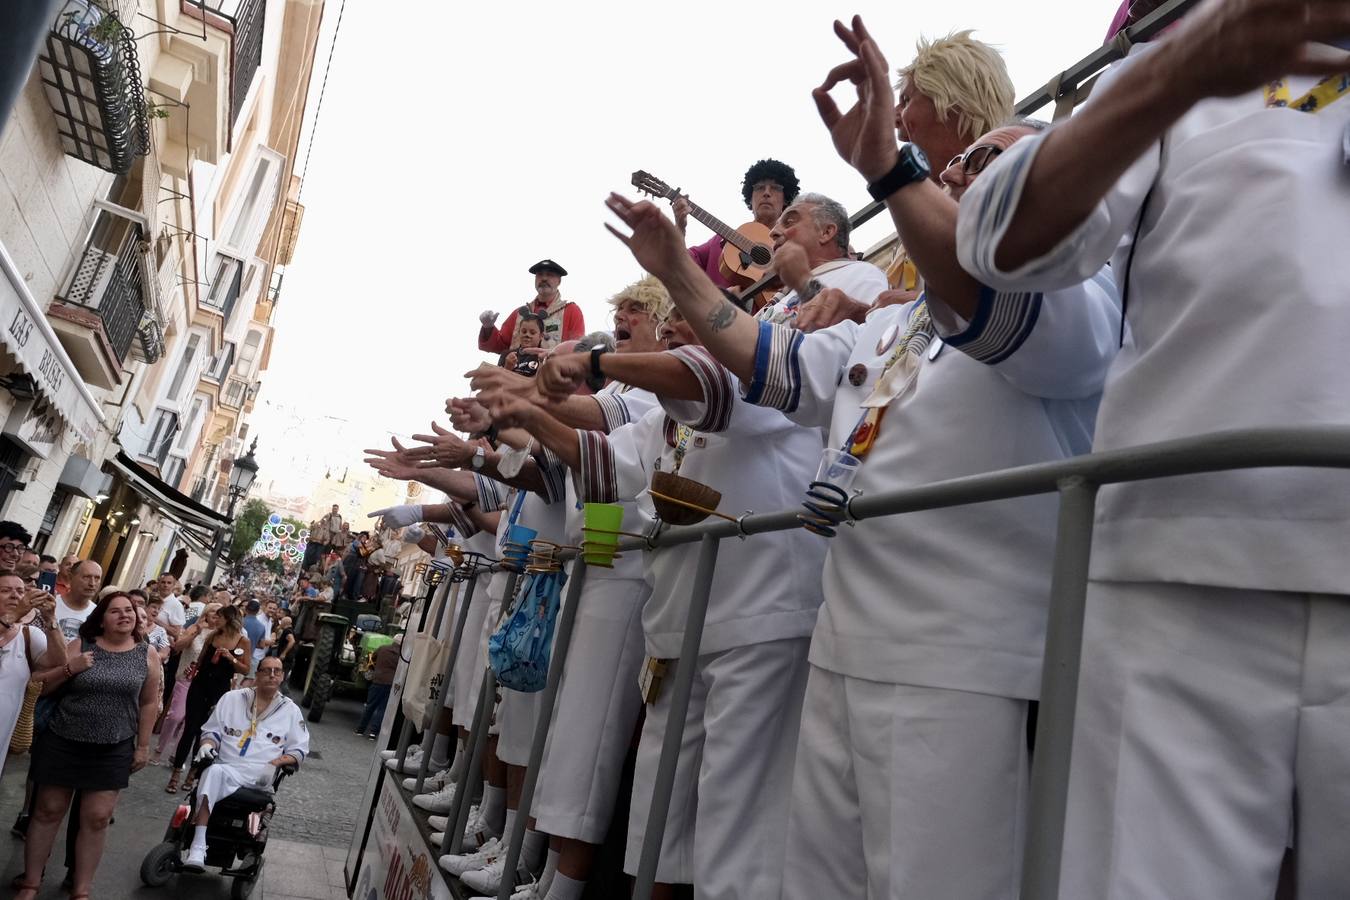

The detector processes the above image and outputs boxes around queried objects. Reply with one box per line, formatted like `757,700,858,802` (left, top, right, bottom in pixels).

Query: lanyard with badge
1263,71,1350,164
238,689,279,756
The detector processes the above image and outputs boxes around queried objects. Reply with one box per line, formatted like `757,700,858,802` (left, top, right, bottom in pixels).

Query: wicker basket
9,679,40,756
650,472,723,526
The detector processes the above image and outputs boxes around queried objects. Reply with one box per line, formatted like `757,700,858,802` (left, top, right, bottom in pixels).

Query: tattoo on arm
707,299,738,333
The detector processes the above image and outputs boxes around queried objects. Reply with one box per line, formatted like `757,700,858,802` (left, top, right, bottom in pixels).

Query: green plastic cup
582,503,625,566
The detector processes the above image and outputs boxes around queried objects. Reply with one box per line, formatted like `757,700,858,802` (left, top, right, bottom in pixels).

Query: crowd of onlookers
0,520,304,898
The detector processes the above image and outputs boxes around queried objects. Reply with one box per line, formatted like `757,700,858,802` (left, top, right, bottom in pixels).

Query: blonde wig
896,31,1015,145
609,275,673,325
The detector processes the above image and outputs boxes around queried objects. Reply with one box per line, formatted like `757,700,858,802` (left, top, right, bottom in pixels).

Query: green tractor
295,610,400,723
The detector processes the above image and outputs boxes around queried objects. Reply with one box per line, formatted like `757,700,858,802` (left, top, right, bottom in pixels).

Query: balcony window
38,0,150,174
222,376,248,409
165,333,202,404
56,207,148,365
202,254,244,320
146,409,179,467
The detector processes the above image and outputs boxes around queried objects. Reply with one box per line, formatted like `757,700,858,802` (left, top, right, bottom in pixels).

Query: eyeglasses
0,542,25,553
943,144,1004,180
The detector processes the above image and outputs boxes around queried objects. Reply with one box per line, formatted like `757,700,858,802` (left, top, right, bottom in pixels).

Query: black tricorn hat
528,259,568,277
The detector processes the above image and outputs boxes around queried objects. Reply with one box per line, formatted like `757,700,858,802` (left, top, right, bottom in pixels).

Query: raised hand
366,504,424,528
464,364,538,400
672,195,692,234
406,422,475,468
1164,0,1350,101
812,16,900,182
68,649,95,675
363,437,423,481
605,193,692,281
536,352,590,401
482,393,540,431
795,287,871,333
771,241,814,294
446,396,494,434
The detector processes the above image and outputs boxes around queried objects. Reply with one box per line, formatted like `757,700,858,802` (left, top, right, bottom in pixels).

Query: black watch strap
866,144,930,202
587,346,609,391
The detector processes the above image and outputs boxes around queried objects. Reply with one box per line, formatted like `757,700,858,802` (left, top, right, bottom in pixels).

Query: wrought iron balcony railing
38,0,150,174
222,376,249,410
58,210,149,364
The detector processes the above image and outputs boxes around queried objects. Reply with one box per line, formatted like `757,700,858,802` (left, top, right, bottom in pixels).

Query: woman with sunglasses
15,591,162,900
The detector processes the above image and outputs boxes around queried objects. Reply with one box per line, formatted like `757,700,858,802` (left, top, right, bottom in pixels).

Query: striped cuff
742,319,803,412
666,345,733,432
575,430,619,503
534,445,569,505
445,503,479,538
594,391,631,432
941,285,1043,365
473,474,507,512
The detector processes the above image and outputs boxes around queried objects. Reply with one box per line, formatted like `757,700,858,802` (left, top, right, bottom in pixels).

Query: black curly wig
741,159,799,211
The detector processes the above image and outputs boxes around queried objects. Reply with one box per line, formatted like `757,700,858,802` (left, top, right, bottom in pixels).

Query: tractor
291,600,401,722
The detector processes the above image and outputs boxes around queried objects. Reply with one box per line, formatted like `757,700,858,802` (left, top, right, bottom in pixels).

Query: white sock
522,828,547,873
538,848,559,894
431,733,452,771
191,824,208,852
482,785,506,835
545,872,585,900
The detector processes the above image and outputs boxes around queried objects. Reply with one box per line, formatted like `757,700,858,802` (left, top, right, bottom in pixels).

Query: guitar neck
682,201,754,253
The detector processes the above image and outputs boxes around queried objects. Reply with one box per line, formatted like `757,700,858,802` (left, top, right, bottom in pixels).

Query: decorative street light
203,438,259,584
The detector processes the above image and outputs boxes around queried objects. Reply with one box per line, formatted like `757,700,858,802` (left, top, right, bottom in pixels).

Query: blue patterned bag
488,569,566,693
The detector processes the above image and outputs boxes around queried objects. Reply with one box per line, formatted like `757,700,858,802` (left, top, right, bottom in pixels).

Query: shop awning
108,451,230,543
0,242,104,445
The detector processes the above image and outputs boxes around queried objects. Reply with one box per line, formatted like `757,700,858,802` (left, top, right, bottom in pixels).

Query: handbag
400,579,456,723
488,568,566,693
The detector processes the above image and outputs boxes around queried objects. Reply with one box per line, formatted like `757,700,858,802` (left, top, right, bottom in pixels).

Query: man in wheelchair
181,657,309,872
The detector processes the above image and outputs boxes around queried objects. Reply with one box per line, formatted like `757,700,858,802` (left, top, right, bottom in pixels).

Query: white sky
248,0,1119,498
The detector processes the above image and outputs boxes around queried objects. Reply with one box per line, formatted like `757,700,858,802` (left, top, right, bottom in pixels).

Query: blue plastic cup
502,524,537,570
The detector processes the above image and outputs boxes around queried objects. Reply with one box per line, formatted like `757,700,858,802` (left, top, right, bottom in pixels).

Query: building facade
0,0,324,584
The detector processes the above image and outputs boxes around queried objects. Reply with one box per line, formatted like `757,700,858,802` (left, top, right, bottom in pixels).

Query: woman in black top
17,591,162,900
166,605,250,793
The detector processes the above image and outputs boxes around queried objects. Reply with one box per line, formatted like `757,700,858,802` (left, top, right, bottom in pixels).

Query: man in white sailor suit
181,656,308,871
596,19,1120,892
957,2,1350,896
486,305,827,900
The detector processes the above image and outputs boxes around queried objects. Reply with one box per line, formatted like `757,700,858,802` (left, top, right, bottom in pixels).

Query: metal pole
443,569,518,856
495,560,589,900
1020,476,1098,900
394,574,446,773
633,534,720,900
412,577,459,792
203,492,239,584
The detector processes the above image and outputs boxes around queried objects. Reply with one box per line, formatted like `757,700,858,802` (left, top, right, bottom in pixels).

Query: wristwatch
586,346,609,392
799,278,825,304
470,446,486,470
866,143,930,202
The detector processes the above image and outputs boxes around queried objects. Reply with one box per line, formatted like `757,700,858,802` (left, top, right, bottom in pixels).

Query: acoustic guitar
631,170,775,290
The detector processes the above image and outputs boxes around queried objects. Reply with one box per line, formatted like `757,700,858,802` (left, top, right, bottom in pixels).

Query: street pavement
0,691,379,899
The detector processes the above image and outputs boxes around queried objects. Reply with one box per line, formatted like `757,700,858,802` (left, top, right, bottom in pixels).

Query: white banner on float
351,785,454,900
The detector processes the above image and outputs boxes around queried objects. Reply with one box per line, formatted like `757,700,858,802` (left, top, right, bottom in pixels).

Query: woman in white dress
0,573,68,775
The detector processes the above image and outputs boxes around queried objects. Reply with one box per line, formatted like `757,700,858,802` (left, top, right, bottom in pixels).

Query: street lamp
204,439,259,584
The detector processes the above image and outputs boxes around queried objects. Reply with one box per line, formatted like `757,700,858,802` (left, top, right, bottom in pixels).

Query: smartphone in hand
37,571,57,593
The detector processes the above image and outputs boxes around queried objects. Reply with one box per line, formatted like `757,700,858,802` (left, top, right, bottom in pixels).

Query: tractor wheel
308,672,333,723
304,627,336,707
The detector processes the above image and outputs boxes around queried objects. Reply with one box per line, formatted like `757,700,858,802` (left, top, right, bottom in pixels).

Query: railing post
1021,476,1098,900
415,571,482,793
633,534,721,900
412,576,461,793
393,574,448,773
495,560,589,900
443,569,519,857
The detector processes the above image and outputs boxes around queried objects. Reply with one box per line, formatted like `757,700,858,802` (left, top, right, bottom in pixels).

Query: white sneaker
508,883,541,900
462,856,530,894
412,782,457,813
384,747,424,773
428,813,449,831
378,749,398,760
429,830,445,845
181,844,207,872
403,768,451,792
439,836,501,877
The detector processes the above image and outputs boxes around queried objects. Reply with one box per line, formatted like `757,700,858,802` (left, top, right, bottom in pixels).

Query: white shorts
496,686,540,768
534,577,649,843
625,637,809,899
1060,581,1350,900
782,667,1028,900
449,578,495,729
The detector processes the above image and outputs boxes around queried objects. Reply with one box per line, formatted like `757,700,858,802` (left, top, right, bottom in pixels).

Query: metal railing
226,0,264,133
59,210,148,363
221,376,248,409
386,426,1350,900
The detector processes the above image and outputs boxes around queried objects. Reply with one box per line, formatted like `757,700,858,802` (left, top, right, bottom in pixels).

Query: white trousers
534,577,649,843
450,578,495,729
782,667,1028,900
1061,581,1350,900
197,761,274,811
496,685,540,767
625,637,809,899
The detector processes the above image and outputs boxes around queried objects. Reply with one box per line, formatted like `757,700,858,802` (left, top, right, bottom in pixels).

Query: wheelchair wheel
307,671,333,723
140,841,179,887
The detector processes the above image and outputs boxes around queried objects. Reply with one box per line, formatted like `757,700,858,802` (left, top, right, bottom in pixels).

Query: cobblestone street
0,691,377,899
